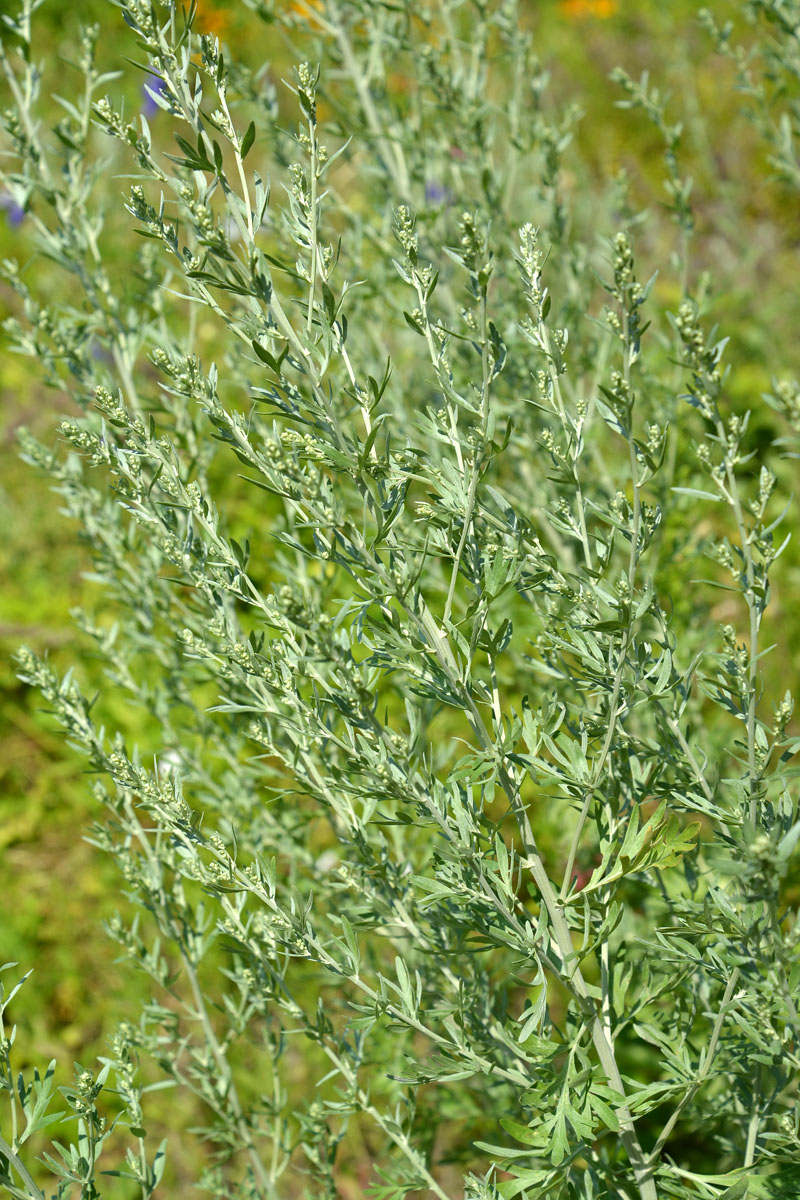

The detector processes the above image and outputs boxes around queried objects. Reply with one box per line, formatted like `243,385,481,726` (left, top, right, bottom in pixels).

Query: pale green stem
539,322,593,571
561,369,640,896
340,341,375,450
412,279,465,474
181,952,275,1197
306,118,318,336
663,714,732,840
521,843,658,1200
744,1076,761,1171
324,0,410,196
715,417,760,825
443,286,490,628
123,807,274,1197
410,604,657,1197
320,1044,453,1200
219,89,254,241
0,1134,44,1200
649,968,739,1163
601,939,612,1043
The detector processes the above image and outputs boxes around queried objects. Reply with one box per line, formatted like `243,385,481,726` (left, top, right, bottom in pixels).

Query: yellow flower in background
559,0,618,17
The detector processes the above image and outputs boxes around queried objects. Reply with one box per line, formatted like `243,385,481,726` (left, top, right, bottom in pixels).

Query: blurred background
1,0,799,1193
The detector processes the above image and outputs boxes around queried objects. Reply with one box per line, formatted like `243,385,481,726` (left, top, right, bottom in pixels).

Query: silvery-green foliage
2,1,800,1198
700,0,800,193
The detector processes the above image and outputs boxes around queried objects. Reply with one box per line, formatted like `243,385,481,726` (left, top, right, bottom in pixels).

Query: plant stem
715,416,760,825
561,319,641,896
181,951,275,1198
0,1134,45,1200
744,1074,761,1170
649,968,739,1163
443,284,490,627
324,0,411,197
306,116,318,336
539,321,593,571
220,89,254,241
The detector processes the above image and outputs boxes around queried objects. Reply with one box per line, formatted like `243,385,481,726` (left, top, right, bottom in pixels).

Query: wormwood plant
2,1,800,1197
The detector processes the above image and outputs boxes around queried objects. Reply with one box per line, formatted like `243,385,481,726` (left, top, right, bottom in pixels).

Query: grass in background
2,0,800,1193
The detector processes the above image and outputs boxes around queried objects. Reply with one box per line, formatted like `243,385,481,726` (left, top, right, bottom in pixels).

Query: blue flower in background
89,340,114,365
141,74,168,119
0,193,26,227
424,180,453,208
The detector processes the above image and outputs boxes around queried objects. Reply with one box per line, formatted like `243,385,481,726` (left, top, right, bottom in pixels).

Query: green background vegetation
1,1,799,1193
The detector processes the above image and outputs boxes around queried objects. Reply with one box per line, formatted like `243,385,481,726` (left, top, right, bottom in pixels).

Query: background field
2,0,799,1194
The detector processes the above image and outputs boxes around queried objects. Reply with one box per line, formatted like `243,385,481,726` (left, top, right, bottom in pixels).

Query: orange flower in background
559,0,618,17
288,0,326,28
193,1,231,37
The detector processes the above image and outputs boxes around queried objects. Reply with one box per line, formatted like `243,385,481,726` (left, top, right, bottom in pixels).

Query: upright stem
306,118,318,337
539,321,593,572
181,952,275,1197
320,1044,453,1200
524,851,658,1200
0,1134,44,1200
324,0,411,197
409,606,656,1197
744,1073,761,1171
561,317,640,896
220,89,254,241
716,417,760,825
443,284,490,628
649,968,739,1163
